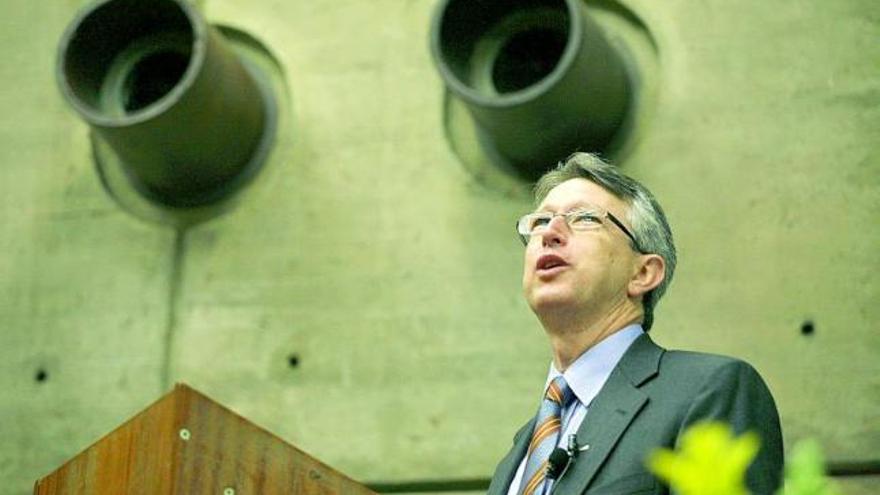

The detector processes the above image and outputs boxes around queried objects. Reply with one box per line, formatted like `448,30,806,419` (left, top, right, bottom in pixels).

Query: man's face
522,178,639,317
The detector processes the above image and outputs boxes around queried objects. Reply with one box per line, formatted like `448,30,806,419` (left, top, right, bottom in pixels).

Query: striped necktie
517,375,575,495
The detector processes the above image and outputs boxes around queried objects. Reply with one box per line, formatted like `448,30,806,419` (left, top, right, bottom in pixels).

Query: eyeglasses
516,207,643,251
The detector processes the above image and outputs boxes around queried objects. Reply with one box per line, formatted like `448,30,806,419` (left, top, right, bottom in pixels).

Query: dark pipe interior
438,0,570,95
62,0,193,115
492,28,568,94
122,50,190,112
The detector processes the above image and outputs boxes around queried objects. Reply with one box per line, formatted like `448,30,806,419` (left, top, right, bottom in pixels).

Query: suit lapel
487,418,535,495
550,334,663,494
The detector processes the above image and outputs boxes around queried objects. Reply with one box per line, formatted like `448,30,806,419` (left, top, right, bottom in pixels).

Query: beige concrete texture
0,0,877,494
0,0,176,491
836,476,880,495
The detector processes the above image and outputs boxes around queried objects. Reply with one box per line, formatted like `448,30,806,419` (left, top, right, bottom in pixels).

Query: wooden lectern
34,384,376,494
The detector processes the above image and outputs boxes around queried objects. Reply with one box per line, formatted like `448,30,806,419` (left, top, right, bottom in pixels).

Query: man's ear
628,254,665,298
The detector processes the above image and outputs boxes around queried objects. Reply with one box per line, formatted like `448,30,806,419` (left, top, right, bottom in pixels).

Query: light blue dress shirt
506,324,644,495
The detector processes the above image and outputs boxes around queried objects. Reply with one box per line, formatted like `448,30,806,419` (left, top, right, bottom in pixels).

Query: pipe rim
56,0,207,128
429,0,584,109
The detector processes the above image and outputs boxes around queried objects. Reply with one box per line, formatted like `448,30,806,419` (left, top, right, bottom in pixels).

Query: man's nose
541,215,568,247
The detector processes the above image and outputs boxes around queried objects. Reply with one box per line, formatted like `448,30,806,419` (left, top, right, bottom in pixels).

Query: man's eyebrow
536,201,598,213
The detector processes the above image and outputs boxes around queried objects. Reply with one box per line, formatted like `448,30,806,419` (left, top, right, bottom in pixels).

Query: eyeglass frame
515,207,644,252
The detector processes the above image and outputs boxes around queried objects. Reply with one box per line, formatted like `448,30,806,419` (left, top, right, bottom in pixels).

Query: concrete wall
1,0,877,493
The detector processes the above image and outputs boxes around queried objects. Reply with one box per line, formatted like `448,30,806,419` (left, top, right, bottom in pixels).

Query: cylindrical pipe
57,0,271,207
431,0,630,180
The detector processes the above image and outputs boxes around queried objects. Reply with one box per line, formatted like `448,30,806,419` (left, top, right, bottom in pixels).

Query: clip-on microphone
546,447,571,480
546,434,590,481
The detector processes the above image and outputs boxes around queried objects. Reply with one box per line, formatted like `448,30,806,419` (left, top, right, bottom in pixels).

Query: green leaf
647,421,759,495
778,439,840,495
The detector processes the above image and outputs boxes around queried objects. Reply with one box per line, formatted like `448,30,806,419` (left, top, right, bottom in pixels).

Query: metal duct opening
57,0,275,208
61,0,195,118
492,27,568,94
431,0,632,181
122,49,190,113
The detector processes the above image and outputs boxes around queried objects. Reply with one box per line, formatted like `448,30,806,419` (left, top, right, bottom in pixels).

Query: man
488,153,783,495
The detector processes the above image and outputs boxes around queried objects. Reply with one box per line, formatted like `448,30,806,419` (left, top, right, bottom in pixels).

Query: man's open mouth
536,254,568,271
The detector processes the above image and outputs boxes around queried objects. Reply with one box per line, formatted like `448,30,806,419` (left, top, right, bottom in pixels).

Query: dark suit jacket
487,334,783,495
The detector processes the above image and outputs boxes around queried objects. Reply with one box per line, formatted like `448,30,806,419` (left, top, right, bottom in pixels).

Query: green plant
779,439,840,495
647,421,760,495
646,421,841,495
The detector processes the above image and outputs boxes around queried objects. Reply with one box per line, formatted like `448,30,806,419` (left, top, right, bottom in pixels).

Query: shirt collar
543,324,644,408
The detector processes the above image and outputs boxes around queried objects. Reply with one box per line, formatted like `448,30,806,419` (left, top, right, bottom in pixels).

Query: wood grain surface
34,384,375,494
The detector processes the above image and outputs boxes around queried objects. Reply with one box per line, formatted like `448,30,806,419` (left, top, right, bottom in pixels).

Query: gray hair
533,153,677,331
